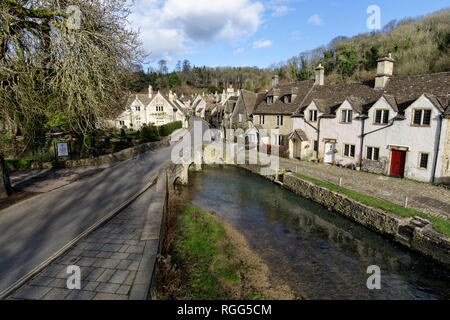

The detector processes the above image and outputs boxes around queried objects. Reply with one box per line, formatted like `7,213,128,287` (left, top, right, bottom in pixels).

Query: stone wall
238,164,450,268
27,138,170,170
361,157,388,175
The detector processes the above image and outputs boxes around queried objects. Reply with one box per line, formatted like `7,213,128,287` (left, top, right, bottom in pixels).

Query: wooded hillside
128,8,450,94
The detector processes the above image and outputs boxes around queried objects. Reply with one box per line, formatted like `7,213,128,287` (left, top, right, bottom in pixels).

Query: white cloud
253,39,272,48
270,5,294,17
130,0,264,60
308,14,323,26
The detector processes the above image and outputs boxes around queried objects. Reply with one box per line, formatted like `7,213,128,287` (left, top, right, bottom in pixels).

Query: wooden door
390,150,406,178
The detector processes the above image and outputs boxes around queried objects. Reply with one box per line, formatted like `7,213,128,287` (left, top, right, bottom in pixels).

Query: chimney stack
375,53,394,89
315,64,325,86
169,90,174,102
148,85,153,98
272,75,279,88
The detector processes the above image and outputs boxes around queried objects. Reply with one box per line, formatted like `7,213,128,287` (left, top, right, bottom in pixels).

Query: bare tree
0,0,145,197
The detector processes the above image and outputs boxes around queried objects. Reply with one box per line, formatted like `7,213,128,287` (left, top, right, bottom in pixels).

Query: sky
128,0,449,70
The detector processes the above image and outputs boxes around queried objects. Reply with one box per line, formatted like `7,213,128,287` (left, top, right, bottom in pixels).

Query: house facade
252,76,314,147
363,94,449,182
288,55,450,183
114,86,188,130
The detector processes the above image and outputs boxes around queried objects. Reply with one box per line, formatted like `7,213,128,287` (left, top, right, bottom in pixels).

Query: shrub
139,124,160,143
159,121,182,137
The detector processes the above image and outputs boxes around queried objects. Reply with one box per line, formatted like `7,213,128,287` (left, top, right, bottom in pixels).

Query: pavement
275,154,450,221
0,117,208,298
7,173,166,300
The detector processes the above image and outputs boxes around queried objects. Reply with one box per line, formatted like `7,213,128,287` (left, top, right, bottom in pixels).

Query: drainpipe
431,114,444,184
361,120,395,174
317,117,322,159
359,117,366,168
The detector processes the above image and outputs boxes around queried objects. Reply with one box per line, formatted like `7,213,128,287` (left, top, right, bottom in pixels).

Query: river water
178,166,449,300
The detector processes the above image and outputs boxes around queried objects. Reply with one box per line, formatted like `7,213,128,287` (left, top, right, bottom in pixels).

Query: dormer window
412,109,432,126
341,110,353,123
309,110,318,122
283,95,292,104
135,106,141,111
267,96,274,105
374,109,389,125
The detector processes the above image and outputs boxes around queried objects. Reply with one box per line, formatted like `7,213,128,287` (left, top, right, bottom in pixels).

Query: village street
0,118,209,297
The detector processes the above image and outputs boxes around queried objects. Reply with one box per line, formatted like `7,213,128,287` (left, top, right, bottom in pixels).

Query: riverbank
238,164,450,269
156,195,300,300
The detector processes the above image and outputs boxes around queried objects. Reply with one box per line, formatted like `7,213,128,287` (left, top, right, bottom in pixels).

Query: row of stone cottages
211,55,450,184
112,81,240,131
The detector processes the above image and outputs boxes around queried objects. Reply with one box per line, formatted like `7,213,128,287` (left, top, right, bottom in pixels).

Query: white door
324,143,335,163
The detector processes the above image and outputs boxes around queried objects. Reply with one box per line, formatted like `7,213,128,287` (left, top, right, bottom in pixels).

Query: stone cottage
290,55,450,183
114,86,189,130
252,76,314,146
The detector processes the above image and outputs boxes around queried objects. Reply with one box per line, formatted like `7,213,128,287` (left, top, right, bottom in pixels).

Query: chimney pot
272,75,279,88
375,54,395,89
148,85,153,98
315,64,325,86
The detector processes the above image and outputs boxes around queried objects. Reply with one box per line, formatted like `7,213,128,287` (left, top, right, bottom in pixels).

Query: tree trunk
0,155,12,199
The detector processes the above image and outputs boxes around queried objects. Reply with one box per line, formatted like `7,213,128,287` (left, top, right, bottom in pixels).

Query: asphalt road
0,117,209,295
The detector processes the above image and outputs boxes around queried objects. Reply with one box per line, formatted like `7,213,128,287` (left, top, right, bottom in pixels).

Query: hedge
159,121,182,137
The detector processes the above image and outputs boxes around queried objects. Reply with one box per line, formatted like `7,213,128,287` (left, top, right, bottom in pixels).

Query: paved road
0,117,209,295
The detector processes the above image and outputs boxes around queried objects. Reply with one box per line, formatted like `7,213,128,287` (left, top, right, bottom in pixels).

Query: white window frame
341,110,353,123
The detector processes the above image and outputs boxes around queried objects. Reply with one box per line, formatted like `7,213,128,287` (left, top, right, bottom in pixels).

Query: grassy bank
157,198,298,300
293,173,450,237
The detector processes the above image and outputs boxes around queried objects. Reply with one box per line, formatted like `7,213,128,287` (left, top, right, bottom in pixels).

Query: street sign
56,142,69,157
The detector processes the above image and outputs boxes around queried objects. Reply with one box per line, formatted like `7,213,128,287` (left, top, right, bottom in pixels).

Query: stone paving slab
7,176,164,300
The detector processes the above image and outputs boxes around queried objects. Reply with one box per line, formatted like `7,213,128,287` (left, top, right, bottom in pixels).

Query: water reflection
178,166,450,300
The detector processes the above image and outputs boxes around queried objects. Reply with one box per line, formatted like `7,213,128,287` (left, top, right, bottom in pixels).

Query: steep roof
253,81,315,115
288,129,308,141
291,72,450,117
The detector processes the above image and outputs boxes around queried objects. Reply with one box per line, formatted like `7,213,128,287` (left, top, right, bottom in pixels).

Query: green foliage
139,124,160,143
168,72,182,89
293,173,450,237
175,206,251,299
158,121,182,137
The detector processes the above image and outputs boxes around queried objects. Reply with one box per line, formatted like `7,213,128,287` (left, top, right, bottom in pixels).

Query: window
367,147,380,161
419,153,429,169
341,110,353,123
313,140,318,152
375,109,389,124
413,109,432,126
259,115,265,125
267,96,274,105
156,106,164,112
276,116,284,126
135,106,141,111
278,135,284,146
283,95,292,104
344,144,356,158
309,110,318,122
119,121,125,126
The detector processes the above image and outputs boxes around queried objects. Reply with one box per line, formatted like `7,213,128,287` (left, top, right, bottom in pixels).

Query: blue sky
129,0,449,70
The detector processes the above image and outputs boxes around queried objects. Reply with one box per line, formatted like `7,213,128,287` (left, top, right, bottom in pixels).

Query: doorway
390,150,407,178
324,142,335,164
